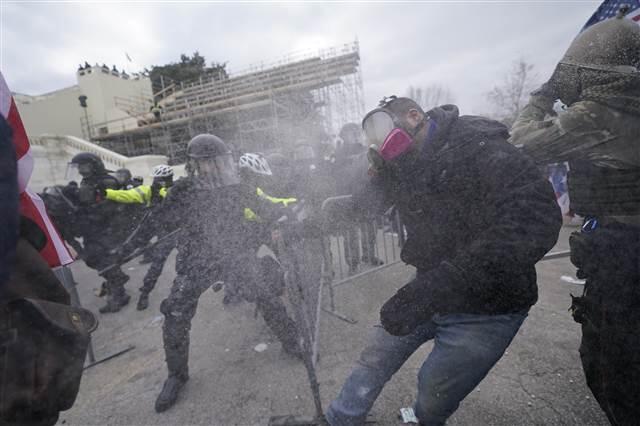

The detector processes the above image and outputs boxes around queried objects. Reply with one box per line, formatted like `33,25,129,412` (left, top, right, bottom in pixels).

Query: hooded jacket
356,105,562,315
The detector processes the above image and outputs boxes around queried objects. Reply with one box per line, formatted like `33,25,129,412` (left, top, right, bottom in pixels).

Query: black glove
380,276,435,336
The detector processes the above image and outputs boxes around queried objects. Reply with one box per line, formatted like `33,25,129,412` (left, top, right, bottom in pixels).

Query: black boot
156,342,189,413
137,292,149,311
155,373,188,412
257,297,303,361
99,270,130,313
282,340,304,360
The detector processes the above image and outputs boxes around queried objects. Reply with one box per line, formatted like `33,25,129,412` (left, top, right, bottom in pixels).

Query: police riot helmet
67,152,107,179
114,168,133,186
186,134,239,187
187,134,230,159
339,122,363,145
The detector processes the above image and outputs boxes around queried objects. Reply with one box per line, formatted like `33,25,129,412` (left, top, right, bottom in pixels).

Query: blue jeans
326,312,527,426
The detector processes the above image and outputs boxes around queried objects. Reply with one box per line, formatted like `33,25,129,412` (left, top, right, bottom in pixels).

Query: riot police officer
66,152,131,313
152,135,300,412
114,168,134,189
104,164,175,310
510,9,640,424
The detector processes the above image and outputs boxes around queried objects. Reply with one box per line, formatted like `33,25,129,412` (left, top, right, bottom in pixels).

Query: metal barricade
322,196,404,286
268,195,405,425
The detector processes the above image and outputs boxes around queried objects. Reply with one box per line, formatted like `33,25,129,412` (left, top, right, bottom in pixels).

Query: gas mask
362,97,428,173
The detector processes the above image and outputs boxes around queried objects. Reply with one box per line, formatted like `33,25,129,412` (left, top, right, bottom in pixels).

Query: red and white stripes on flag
0,71,74,268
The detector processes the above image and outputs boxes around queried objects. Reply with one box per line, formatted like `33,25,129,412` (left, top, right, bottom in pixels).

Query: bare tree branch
406,84,456,110
486,59,539,126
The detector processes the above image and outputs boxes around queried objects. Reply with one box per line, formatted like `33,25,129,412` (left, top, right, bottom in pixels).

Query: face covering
362,109,426,162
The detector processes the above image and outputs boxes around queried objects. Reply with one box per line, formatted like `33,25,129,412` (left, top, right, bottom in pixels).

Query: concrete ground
57,226,609,425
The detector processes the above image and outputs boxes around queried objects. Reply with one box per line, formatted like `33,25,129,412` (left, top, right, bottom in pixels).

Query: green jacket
510,98,640,169
105,185,167,206
510,91,640,219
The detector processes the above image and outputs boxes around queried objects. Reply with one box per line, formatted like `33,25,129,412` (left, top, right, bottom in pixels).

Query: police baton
98,228,181,275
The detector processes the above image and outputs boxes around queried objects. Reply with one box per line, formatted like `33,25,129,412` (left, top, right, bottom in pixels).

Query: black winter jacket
355,105,562,315
154,178,285,280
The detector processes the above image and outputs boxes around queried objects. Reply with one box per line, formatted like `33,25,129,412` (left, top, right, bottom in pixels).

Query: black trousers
140,237,175,295
571,222,640,425
83,240,129,298
160,251,298,377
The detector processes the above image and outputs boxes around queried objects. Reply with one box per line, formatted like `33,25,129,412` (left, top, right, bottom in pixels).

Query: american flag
583,0,640,29
548,164,571,217
0,71,73,269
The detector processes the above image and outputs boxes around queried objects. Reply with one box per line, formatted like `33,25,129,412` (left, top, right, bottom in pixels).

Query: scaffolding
91,41,365,164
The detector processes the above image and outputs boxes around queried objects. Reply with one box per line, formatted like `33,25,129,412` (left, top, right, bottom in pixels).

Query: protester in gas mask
325,96,561,425
510,9,640,425
149,134,300,412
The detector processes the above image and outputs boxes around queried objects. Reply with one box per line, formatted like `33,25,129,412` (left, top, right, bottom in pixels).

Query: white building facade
15,65,153,140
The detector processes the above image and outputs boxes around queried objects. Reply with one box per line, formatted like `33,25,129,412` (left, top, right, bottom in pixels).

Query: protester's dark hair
383,96,425,120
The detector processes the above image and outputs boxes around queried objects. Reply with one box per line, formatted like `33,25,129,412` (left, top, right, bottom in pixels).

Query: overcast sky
0,1,600,114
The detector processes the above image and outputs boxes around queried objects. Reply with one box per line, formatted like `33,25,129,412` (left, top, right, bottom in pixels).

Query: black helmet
339,122,363,145
70,152,106,171
68,152,107,179
186,134,239,187
187,134,230,159
114,168,132,185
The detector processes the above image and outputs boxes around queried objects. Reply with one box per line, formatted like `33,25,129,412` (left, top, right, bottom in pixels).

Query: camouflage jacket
510,98,640,169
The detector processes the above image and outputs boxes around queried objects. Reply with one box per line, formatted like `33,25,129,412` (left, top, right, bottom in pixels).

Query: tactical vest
568,160,640,217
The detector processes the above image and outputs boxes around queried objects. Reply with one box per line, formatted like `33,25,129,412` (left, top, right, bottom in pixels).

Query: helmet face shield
65,163,84,181
362,110,395,146
195,153,240,188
